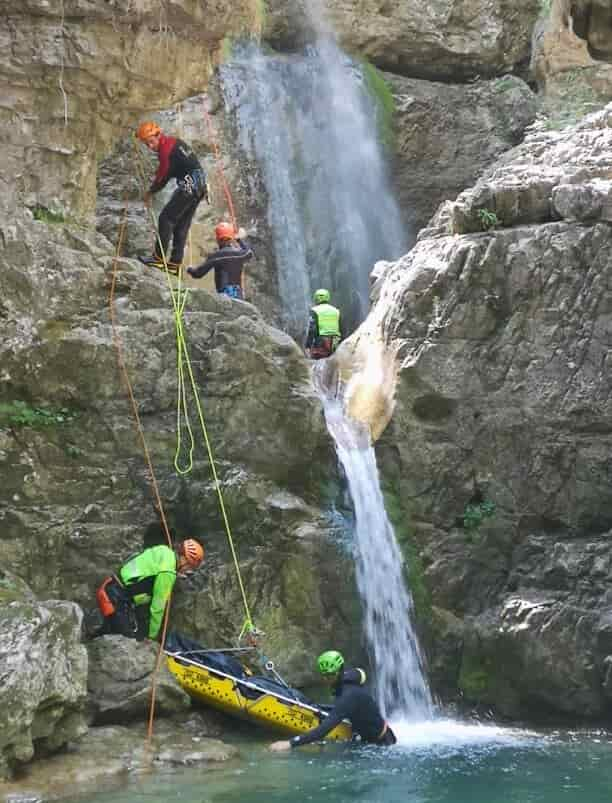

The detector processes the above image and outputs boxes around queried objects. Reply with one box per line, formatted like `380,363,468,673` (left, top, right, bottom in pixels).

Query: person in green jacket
305,288,342,360
96,539,204,641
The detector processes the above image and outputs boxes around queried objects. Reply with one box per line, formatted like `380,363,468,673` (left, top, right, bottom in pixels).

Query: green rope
132,139,255,631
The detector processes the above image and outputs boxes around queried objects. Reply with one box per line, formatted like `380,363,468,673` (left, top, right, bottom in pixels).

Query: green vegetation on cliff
0,401,77,430
361,60,396,149
382,484,431,627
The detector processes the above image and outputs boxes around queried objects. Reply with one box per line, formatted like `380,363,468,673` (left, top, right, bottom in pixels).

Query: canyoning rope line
108,199,175,749
131,138,256,636
108,200,173,549
202,100,237,231
201,99,247,298
131,141,196,477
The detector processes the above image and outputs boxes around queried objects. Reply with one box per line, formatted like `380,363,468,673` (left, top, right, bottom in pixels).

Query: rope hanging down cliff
130,125,257,640
108,200,174,749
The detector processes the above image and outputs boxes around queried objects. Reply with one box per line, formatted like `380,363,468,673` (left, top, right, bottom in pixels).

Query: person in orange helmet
95,539,204,641
136,121,208,275
187,221,254,300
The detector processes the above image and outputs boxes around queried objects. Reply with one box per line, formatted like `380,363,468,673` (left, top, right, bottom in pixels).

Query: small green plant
0,401,77,430
477,208,501,231
64,444,83,459
361,60,396,149
463,499,496,532
32,205,66,224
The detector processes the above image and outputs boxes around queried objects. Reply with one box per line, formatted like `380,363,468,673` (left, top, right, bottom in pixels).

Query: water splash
221,40,406,338
316,371,432,720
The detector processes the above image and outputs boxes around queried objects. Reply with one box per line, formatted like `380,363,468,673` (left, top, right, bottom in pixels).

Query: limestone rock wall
265,0,541,81
532,0,612,129
359,104,612,719
0,572,88,779
1,0,260,220
0,213,361,685
386,73,538,240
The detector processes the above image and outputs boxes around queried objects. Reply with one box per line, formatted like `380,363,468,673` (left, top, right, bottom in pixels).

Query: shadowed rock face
86,636,190,724
264,0,541,81
572,0,612,62
532,0,612,128
359,105,612,719
386,73,538,241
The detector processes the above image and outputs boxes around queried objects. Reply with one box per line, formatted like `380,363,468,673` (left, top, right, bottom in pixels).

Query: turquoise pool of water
63,720,612,803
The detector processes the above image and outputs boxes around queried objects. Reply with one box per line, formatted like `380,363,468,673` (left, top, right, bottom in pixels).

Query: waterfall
316,374,432,720
221,40,406,339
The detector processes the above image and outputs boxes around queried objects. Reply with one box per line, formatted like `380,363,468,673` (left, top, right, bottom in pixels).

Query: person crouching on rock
187,221,253,299
305,289,342,360
269,650,397,751
136,121,208,275
95,539,204,642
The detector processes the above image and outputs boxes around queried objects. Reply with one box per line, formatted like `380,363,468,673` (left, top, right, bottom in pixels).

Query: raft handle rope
166,652,329,716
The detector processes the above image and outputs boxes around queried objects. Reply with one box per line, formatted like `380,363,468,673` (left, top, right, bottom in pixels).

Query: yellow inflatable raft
166,651,352,740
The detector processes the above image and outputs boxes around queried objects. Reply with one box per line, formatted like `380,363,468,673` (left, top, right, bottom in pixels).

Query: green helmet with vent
313,288,331,304
317,650,344,675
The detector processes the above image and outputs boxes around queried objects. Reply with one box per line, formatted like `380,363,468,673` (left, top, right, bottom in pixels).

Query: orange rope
108,199,173,750
202,100,237,231
202,100,246,297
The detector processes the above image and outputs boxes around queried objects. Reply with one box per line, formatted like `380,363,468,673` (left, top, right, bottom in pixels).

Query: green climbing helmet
313,288,331,304
317,650,344,675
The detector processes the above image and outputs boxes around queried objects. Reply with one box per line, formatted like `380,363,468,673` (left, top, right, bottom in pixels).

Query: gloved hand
237,227,247,239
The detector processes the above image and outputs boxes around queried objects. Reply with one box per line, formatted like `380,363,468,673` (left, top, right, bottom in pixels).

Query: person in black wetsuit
187,221,254,300
136,121,208,274
269,650,397,751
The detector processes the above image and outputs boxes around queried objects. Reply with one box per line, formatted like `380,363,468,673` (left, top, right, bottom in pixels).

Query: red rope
108,199,173,751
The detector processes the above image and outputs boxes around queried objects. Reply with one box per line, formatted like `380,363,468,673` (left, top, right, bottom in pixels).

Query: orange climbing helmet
215,221,236,242
137,121,161,142
181,539,205,568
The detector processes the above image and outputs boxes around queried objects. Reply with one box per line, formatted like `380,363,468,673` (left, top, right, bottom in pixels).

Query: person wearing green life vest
305,288,343,360
95,539,204,641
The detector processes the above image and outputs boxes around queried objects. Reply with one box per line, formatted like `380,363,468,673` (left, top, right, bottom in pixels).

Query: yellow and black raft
165,635,351,741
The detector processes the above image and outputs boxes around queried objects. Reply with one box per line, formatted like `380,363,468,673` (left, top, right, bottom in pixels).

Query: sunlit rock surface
360,105,612,718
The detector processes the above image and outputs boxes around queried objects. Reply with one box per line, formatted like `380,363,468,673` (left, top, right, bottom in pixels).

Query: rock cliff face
532,0,612,129
265,0,541,81
386,73,538,240
0,572,88,779
361,104,612,718
1,0,261,220
0,216,360,677
3,0,612,786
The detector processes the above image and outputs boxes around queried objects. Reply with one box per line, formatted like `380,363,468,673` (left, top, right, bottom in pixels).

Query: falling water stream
221,41,406,338
315,371,432,720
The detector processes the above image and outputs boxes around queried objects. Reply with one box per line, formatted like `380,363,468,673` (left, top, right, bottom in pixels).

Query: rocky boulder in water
86,635,190,724
0,572,88,780
0,714,237,802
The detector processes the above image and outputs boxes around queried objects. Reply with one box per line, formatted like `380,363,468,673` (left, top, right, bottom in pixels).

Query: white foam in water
390,719,535,749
